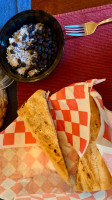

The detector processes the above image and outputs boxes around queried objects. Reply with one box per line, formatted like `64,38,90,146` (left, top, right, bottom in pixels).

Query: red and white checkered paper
0,117,36,149
14,191,112,200
0,79,112,200
49,78,112,162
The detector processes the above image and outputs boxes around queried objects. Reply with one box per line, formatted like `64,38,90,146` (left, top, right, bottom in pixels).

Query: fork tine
66,29,84,33
65,28,84,32
66,32,84,36
65,24,83,28
65,27,84,31
65,24,85,36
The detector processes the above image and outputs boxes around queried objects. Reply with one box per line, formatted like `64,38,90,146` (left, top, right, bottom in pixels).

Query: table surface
1,0,112,132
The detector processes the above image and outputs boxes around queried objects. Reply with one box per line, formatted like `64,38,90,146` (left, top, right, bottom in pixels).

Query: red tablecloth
17,4,112,110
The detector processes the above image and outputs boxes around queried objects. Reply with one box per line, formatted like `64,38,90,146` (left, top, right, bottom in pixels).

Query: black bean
32,57,37,63
18,59,21,64
48,55,51,60
36,64,39,69
28,27,32,33
48,32,52,36
41,46,45,52
38,51,42,57
42,60,48,65
22,34,27,41
38,45,42,53
47,29,52,36
39,35,43,40
48,49,51,54
46,27,51,32
38,39,43,44
30,50,34,55
36,58,39,63
45,37,49,42
28,46,32,50
48,40,52,45
21,62,26,67
37,55,41,61
30,45,35,50
52,43,56,48
54,47,58,52
32,39,36,44
32,24,35,31
11,68,16,73
34,35,37,42
38,29,42,35
28,24,35,33
49,36,52,41
29,32,34,38
42,53,47,59
49,32,52,36
51,48,54,52
35,45,38,50
10,50,15,54
53,33,57,40
38,62,41,67
44,47,48,53
51,52,54,55
36,35,40,40
16,64,21,69
43,42,49,47
30,64,36,69
12,42,18,47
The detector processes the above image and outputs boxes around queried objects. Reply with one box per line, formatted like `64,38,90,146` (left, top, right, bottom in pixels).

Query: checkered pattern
0,145,68,200
2,144,106,200
0,79,111,158
0,117,36,148
49,79,109,157
49,83,90,156
0,79,112,199
14,189,112,200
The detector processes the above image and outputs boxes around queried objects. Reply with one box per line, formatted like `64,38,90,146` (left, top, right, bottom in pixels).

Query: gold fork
65,17,112,36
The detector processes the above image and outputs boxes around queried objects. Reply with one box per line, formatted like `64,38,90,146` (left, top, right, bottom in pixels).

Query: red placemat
17,4,112,110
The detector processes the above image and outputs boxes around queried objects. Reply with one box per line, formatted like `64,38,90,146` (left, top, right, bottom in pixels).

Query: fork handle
98,18,112,26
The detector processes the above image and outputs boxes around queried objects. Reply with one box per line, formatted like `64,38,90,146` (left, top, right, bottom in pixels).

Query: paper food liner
49,78,112,175
0,79,112,200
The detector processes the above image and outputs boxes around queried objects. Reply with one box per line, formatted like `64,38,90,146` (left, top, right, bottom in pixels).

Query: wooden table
31,0,112,14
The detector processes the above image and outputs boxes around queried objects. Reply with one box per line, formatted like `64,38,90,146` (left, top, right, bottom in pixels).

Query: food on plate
17,89,70,184
0,89,8,128
7,23,58,77
73,96,112,191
